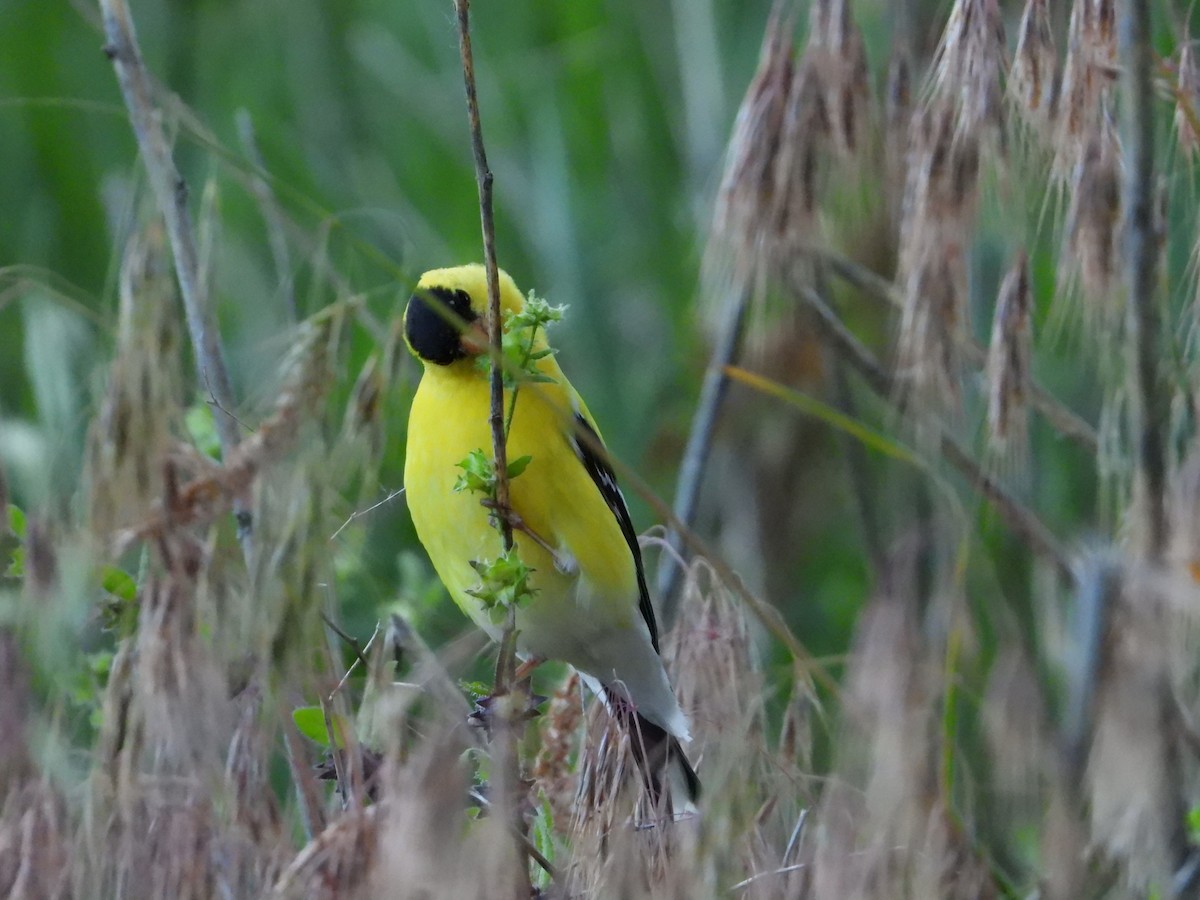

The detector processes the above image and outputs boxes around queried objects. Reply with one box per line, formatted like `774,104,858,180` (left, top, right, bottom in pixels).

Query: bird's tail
607,691,700,809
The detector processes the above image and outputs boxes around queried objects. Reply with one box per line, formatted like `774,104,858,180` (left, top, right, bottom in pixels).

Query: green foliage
475,293,565,391
3,504,24,580
452,448,533,499
292,706,350,749
184,401,223,461
465,547,537,618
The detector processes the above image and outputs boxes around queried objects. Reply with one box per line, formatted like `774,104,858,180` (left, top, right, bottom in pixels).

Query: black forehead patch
404,285,477,366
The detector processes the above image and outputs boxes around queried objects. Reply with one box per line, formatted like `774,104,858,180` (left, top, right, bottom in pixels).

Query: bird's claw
468,688,548,737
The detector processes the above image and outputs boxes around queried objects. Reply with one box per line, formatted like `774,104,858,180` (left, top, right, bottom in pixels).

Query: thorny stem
98,0,252,556
1120,0,1167,560
658,279,752,626
453,2,530,894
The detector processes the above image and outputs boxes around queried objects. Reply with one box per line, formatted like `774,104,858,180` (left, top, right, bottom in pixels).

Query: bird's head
403,264,525,367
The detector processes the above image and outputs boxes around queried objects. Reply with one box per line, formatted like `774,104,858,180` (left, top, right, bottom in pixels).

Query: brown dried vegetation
9,1,1200,898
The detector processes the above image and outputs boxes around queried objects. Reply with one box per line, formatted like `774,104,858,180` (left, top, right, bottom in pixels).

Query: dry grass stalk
896,223,970,413
1086,566,1186,889
1010,0,1059,134
1054,0,1119,182
1062,117,1122,324
1169,443,1200,582
115,315,333,553
710,0,799,295
986,250,1033,457
894,92,980,413
1176,42,1200,161
981,647,1048,815
885,51,914,221
86,220,184,539
272,806,378,899
803,0,869,158
930,0,1007,139
0,632,32,797
812,537,938,897
0,783,71,900
532,671,583,828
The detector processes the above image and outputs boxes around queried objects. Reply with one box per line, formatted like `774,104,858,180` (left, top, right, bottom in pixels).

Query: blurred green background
0,0,1119,670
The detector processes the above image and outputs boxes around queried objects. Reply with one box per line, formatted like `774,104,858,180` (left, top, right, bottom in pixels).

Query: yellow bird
402,264,699,804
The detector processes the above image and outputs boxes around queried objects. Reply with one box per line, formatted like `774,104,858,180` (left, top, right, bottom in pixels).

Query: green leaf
465,547,537,611
454,449,496,497
100,565,137,603
506,455,533,479
1188,805,1200,843
5,547,24,579
292,705,350,748
7,505,26,539
185,402,222,460
459,679,490,700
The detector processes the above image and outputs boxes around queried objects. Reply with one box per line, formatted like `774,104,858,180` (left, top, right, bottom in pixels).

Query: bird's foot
468,683,547,738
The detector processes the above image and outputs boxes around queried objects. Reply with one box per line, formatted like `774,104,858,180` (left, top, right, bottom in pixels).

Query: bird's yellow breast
404,358,639,652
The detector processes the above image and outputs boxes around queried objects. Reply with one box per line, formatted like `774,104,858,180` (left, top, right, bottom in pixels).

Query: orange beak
460,318,490,356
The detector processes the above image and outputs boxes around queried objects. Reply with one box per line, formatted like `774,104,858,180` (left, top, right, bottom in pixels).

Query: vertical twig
1119,9,1190,881
452,0,513,561
98,0,253,552
451,4,529,895
658,280,752,625
1119,0,1167,559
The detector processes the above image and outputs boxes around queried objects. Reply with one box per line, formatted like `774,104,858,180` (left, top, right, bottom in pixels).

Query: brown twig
99,0,252,554
451,3,531,894
1120,0,1168,559
452,0,512,557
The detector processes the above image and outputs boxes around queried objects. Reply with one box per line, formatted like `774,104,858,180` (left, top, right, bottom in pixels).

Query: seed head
986,250,1033,453
710,0,797,288
1054,0,1119,182
1009,0,1059,133
1062,119,1122,322
930,0,1007,139
804,0,869,158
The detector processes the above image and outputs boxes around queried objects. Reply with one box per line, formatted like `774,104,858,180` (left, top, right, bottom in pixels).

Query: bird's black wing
570,413,660,654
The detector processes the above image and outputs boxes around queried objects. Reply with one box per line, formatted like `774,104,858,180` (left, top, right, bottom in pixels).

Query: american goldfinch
403,264,699,804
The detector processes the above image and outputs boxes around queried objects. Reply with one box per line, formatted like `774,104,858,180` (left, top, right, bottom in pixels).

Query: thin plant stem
1120,0,1168,559
452,3,531,894
98,0,253,555
452,0,513,560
